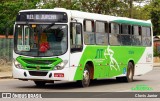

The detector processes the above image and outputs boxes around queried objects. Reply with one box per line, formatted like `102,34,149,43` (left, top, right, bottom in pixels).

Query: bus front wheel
78,65,90,87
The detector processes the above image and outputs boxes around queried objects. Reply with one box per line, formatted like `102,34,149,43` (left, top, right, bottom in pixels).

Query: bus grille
29,71,48,76
22,59,56,65
26,66,52,70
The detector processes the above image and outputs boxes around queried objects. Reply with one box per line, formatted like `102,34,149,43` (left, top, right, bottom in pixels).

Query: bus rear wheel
78,65,90,87
125,62,134,82
34,81,46,87
116,62,134,82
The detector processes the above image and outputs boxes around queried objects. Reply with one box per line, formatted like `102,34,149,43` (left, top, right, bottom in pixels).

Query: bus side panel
73,45,111,80
73,46,152,80
134,47,153,75
69,52,83,81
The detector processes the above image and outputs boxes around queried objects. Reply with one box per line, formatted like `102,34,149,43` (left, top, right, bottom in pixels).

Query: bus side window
120,24,131,45
109,22,121,45
95,21,108,45
142,27,151,46
70,22,83,52
132,26,141,46
84,20,95,44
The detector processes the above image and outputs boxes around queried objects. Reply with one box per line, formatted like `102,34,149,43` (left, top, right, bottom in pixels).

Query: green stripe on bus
113,20,151,27
16,56,62,70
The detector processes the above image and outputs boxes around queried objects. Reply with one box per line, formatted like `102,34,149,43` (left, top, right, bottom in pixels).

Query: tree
0,0,159,35
0,0,40,35
150,0,160,35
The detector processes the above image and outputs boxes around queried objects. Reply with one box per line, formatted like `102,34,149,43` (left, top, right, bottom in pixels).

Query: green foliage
0,0,40,35
154,46,159,57
150,0,160,35
0,0,159,36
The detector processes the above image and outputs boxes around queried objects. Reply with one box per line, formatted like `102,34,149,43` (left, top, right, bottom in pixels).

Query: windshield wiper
43,22,55,32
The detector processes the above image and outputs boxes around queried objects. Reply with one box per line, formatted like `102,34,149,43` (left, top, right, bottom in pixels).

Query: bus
13,8,153,87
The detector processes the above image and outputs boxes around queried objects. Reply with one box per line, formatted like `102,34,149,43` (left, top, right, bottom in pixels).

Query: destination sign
16,11,68,23
26,14,57,20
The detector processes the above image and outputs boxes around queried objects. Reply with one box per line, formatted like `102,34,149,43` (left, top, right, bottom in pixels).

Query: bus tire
34,81,46,87
124,62,134,82
78,64,90,87
116,62,134,82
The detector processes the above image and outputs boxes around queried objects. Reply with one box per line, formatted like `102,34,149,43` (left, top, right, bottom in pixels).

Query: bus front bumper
12,66,71,81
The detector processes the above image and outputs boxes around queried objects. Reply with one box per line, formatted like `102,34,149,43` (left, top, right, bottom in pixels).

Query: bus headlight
54,60,68,70
13,59,23,69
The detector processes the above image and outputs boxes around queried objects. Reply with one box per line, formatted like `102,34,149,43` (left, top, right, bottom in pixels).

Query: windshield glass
14,24,68,57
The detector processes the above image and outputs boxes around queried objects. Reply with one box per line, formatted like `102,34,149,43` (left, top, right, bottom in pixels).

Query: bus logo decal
95,49,104,59
104,46,120,71
36,66,40,70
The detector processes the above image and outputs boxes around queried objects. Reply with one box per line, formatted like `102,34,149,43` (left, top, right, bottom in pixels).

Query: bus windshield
14,24,68,57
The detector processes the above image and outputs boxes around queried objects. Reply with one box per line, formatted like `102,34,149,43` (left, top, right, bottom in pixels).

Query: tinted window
84,20,95,44
142,27,151,46
109,23,121,45
70,23,83,52
121,24,131,45
132,26,142,46
95,21,108,45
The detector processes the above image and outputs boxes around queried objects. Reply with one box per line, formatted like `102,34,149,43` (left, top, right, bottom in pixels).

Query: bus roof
19,8,151,27
69,10,151,27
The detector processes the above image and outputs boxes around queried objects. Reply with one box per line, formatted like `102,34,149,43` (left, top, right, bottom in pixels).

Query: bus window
15,24,67,56
24,26,30,45
128,25,132,35
142,27,151,46
132,26,141,46
95,21,108,45
17,25,23,45
121,24,128,34
109,23,121,45
111,23,119,34
70,23,83,52
84,20,93,32
84,20,95,44
121,24,131,45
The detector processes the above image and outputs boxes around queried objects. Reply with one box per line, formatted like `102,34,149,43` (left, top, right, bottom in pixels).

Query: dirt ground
0,62,12,72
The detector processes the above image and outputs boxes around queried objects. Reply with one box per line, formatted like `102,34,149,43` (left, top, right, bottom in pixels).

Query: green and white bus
13,8,153,87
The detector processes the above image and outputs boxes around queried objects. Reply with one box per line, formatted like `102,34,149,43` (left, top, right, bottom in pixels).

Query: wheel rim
128,63,133,81
83,69,90,85
128,68,133,79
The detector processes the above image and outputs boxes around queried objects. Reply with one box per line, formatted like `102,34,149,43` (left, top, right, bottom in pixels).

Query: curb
0,76,12,79
153,65,160,67
154,66,160,67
